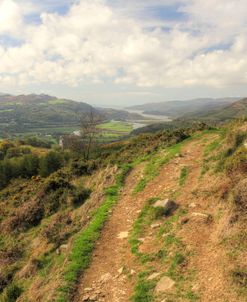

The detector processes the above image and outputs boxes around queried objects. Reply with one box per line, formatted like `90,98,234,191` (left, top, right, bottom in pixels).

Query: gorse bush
39,151,64,177
0,235,23,264
0,150,69,189
0,141,14,157
0,283,23,302
42,212,73,247
215,127,247,174
18,136,53,148
71,187,91,207
5,147,31,159
70,159,98,176
233,179,247,211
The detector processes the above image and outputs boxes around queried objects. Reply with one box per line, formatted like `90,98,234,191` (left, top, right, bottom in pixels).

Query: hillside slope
0,94,143,138
0,121,246,302
186,97,247,122
74,129,246,302
0,94,93,135
127,98,240,117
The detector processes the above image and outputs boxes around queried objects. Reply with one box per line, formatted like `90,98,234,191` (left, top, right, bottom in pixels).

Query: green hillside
0,94,143,139
0,94,93,136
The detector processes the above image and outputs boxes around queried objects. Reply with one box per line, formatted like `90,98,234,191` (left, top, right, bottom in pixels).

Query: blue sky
0,0,246,106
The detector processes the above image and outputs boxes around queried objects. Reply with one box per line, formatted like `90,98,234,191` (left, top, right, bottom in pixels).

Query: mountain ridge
127,97,241,117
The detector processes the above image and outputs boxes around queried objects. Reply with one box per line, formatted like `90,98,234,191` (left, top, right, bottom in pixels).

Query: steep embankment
73,128,246,302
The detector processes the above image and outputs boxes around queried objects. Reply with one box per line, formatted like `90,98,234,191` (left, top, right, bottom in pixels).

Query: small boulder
151,223,161,229
153,199,178,216
117,231,129,239
148,272,161,280
155,276,175,293
191,212,213,224
189,203,197,208
82,294,90,301
130,269,136,275
100,273,112,283
118,267,124,275
180,216,189,225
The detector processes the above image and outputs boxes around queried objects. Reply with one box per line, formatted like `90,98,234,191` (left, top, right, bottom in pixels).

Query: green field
97,121,133,133
16,126,79,136
1,121,133,143
0,109,14,112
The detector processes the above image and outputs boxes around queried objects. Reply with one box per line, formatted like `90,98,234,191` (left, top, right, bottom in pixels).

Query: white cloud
0,0,247,90
0,0,23,34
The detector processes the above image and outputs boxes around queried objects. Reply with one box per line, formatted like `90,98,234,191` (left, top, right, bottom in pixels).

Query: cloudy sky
0,0,246,106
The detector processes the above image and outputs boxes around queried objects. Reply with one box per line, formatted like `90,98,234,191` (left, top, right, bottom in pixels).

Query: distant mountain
127,98,241,118
0,94,94,136
130,97,247,135
188,98,247,122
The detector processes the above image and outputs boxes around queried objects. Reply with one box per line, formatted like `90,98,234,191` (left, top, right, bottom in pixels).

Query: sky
0,0,246,106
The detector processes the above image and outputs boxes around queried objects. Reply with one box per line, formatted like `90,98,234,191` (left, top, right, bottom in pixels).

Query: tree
80,109,104,160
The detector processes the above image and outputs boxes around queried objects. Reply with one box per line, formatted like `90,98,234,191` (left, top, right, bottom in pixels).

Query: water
126,109,171,122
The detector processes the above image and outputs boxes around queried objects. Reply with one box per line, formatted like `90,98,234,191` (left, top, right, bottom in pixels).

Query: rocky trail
74,133,243,302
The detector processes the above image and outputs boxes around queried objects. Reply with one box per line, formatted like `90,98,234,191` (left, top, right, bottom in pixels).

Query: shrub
39,151,64,177
225,146,247,174
20,154,40,177
71,187,91,207
5,147,31,159
43,171,72,193
0,154,39,189
21,136,52,148
0,141,14,156
70,159,97,176
42,213,73,247
233,179,247,211
0,271,13,294
2,198,44,232
227,130,247,149
0,283,23,302
43,188,69,215
0,236,23,265
232,269,247,287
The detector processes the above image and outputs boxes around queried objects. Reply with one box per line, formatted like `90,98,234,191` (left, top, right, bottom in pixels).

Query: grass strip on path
56,164,132,302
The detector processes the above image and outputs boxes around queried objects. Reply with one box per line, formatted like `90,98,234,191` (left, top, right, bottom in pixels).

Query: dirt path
74,134,242,302
74,163,146,302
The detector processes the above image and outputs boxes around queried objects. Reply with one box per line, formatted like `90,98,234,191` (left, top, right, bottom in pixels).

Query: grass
97,121,133,133
204,138,222,157
179,167,189,186
16,126,79,136
131,271,155,302
133,142,184,193
55,164,132,302
129,197,161,260
130,195,197,302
